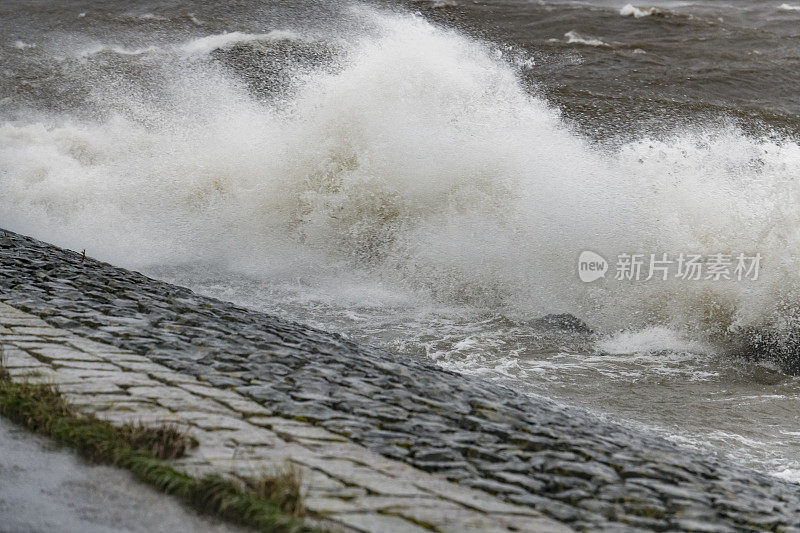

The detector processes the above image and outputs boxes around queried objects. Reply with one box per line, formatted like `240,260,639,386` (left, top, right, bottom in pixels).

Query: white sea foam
77,44,160,57
412,0,458,7
620,4,662,18
778,3,800,12
564,30,609,47
773,468,800,483
12,40,35,50
119,12,169,22
180,30,303,56
188,13,204,25
597,327,717,355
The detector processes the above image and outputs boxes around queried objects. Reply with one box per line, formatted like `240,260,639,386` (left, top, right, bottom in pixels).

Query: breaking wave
180,30,304,56
2,6,800,361
77,44,160,57
564,30,610,47
619,4,664,18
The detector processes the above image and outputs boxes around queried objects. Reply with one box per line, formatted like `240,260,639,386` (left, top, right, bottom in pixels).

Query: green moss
0,362,321,533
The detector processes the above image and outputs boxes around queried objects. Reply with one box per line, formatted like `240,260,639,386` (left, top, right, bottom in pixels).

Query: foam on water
597,327,717,356
564,30,610,47
180,30,304,56
12,40,36,50
77,44,160,57
619,4,663,18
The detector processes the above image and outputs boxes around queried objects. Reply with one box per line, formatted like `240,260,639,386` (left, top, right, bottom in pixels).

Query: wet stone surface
2,228,800,532
0,303,564,533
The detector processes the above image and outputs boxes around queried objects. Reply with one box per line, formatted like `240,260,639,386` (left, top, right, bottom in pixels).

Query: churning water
3,0,800,482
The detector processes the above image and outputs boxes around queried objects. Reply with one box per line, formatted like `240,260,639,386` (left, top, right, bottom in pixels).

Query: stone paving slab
3,228,800,532
0,302,568,533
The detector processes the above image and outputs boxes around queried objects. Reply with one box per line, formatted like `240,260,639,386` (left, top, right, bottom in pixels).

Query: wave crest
619,4,665,18
180,30,303,56
564,30,610,47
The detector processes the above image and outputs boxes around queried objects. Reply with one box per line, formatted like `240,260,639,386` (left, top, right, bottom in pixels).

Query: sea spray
2,7,800,357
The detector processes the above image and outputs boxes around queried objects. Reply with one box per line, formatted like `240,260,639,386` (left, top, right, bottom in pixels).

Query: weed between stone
0,359,319,533
249,463,306,518
119,421,198,460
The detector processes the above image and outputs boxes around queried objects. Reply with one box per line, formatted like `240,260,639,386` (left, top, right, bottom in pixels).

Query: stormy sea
3,0,800,484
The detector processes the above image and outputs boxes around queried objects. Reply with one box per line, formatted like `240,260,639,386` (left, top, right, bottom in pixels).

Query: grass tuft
249,463,306,517
119,421,198,460
0,357,319,532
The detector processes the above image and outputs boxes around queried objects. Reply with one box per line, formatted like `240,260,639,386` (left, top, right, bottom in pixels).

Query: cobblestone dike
1,228,799,532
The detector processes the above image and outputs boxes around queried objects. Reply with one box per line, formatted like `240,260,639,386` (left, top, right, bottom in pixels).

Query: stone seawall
1,228,799,532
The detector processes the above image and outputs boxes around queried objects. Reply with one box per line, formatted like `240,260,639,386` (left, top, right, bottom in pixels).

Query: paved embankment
0,301,563,532
2,228,800,532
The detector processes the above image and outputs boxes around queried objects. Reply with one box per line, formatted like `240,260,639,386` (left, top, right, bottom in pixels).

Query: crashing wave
3,8,800,372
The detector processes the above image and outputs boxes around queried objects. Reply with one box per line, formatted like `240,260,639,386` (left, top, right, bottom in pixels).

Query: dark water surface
418,0,800,138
